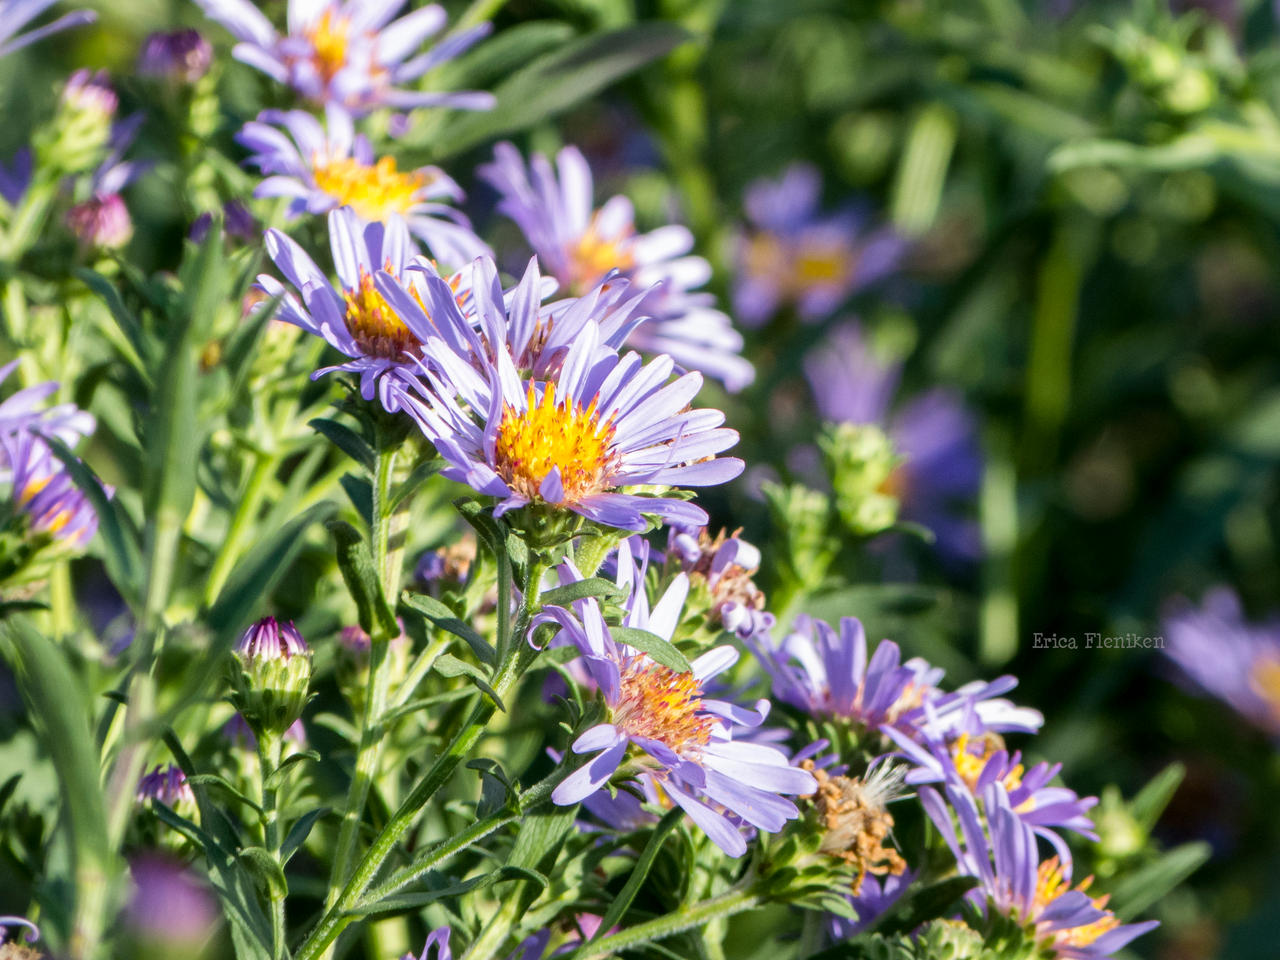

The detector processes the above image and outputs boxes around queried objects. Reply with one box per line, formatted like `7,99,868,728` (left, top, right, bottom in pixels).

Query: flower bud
229,617,312,738
40,69,116,174
819,422,902,536
137,30,213,84
66,192,133,250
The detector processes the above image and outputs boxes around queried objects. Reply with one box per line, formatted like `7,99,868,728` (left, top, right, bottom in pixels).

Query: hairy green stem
257,731,287,960
567,885,761,960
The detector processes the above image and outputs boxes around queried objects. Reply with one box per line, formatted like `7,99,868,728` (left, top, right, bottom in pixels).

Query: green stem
567,886,762,960
205,454,277,607
296,557,548,960
257,731,287,960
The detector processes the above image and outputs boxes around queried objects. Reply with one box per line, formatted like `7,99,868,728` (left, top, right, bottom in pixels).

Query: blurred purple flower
829,870,915,939
135,764,194,808
239,107,487,266
66,191,132,249
479,142,753,391
1162,586,1280,737
61,67,117,118
193,0,494,116
138,29,213,83
126,854,218,946
0,148,32,206
734,163,904,327
0,0,95,58
189,199,260,245
402,925,550,960
807,321,982,565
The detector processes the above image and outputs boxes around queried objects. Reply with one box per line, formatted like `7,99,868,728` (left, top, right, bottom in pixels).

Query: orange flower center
312,154,427,222
343,267,420,359
493,384,617,503
613,657,715,755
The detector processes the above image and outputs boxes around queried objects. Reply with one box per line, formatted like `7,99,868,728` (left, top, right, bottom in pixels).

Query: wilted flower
807,760,908,892
138,29,213,83
479,142,753,391
734,163,904,327
229,616,312,737
668,525,772,638
1163,586,1280,736
194,0,494,116
408,308,743,533
66,191,132,249
239,107,487,266
750,615,1043,743
807,322,982,565
539,540,817,857
922,783,1158,959
0,0,95,58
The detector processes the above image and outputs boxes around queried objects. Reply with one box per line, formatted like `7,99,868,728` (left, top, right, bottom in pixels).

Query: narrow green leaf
539,577,624,608
74,267,153,369
1110,842,1210,920
609,626,691,673
187,774,265,814
310,418,376,471
1129,763,1186,834
592,807,683,939
402,590,495,665
239,846,287,898
433,653,505,711
281,807,330,866
328,519,399,638
345,866,545,918
388,457,445,512
264,750,321,791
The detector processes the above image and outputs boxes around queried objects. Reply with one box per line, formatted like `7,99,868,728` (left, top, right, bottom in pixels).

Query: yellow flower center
343,267,420,359
950,732,1025,795
613,658,715,755
312,154,427,222
18,474,50,506
793,239,852,287
306,10,352,85
568,214,635,293
1248,655,1280,727
1032,858,1121,949
493,384,617,503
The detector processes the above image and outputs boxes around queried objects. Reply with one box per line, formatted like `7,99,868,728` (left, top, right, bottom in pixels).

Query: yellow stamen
343,267,420,359
1249,655,1280,727
18,475,51,505
306,10,351,85
949,732,1024,795
312,154,427,221
568,213,635,293
1033,857,1121,948
613,658,714,754
493,384,617,503
793,239,852,286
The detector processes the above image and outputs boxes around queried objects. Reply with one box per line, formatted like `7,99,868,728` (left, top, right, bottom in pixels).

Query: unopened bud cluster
228,617,312,738
820,422,902,536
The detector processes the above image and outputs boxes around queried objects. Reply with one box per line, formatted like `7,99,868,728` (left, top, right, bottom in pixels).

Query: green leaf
1129,763,1186,834
239,846,287,898
538,577,625,608
388,457,445,512
1110,842,1210,920
310,417,376,472
264,750,321,791
609,626,692,673
402,590,495,665
591,807,683,939
328,519,399,638
433,653,505,711
75,267,153,375
281,807,330,866
426,23,690,161
345,866,545,918
207,501,338,635
187,774,264,814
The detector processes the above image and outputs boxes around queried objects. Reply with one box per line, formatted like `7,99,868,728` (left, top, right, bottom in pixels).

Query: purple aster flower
193,0,495,116
886,726,1096,866
260,205,444,412
749,614,1043,742
402,925,550,960
0,147,32,206
829,869,915,939
238,107,487,266
479,142,753,391
667,525,773,639
136,764,195,808
1162,586,1280,737
0,360,95,469
806,321,983,565
922,783,1158,959
236,615,308,660
0,0,95,59
403,261,743,533
138,29,213,83
0,915,39,947
126,854,218,947
2,425,101,549
537,541,817,857
734,163,904,327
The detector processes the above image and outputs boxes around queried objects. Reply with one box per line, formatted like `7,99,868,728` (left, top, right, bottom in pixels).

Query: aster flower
66,191,131,249
230,616,312,736
734,163,904,327
0,916,39,949
828,869,915,940
3,427,100,548
668,525,773,639
806,321,983,565
808,759,909,892
479,142,753,391
886,727,1097,865
0,0,95,59
239,107,487,266
193,0,494,116
923,783,1158,959
138,29,213,83
126,855,218,948
1162,586,1280,736
0,360,95,473
538,541,817,857
405,266,743,533
750,615,1043,743
402,925,550,960
261,205,445,411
